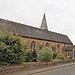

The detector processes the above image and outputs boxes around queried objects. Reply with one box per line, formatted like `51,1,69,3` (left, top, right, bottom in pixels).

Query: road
5,63,75,75
36,65,75,75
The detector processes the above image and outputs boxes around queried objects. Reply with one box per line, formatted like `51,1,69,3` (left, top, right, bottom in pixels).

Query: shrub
30,50,37,62
0,25,25,65
64,57,70,60
25,50,37,62
53,52,58,59
72,57,75,59
25,49,32,62
53,58,62,61
56,54,64,60
38,47,53,62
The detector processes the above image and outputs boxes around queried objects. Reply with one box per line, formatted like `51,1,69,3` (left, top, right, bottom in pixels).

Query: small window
46,43,49,47
57,44,60,48
57,44,60,54
62,47,64,55
52,45,56,52
39,43,43,50
68,52,70,56
31,41,35,51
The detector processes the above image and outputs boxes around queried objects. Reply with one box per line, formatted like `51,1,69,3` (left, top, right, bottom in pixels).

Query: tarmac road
5,63,75,75
36,65,75,75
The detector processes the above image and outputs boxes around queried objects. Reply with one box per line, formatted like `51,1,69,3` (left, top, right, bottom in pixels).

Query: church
0,14,75,58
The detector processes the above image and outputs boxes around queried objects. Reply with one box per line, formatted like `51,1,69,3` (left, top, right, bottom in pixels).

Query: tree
38,47,53,62
53,52,58,59
0,25,25,65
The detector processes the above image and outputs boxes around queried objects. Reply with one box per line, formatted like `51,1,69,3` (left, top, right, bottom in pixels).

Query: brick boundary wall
0,59,75,74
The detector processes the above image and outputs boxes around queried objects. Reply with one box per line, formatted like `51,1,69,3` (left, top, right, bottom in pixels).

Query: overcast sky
0,0,75,44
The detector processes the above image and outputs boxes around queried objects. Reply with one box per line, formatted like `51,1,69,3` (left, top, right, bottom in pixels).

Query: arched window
65,52,67,57
68,52,70,56
46,43,49,47
62,47,64,55
57,44,60,54
31,41,35,51
52,45,56,52
39,43,43,50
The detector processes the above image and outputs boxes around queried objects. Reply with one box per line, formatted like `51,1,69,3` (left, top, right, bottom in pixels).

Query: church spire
40,13,48,30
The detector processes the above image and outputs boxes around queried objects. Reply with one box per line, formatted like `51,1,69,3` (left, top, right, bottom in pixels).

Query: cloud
0,0,75,44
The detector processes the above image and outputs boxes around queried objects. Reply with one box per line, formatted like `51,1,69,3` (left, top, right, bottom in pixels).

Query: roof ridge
0,18,40,30
0,18,67,36
0,18,73,45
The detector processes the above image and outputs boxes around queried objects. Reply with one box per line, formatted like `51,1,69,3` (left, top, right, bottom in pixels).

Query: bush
53,58,62,61
53,52,58,59
25,50,37,62
38,47,53,62
25,49,32,62
72,58,75,59
0,25,25,65
30,50,37,62
64,57,70,60
56,54,64,60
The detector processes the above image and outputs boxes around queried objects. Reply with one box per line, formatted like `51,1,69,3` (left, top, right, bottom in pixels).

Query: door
74,50,75,58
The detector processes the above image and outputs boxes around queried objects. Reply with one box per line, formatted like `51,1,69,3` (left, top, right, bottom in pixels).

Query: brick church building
0,14,75,58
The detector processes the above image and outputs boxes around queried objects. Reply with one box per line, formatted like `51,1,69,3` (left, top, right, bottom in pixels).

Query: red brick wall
21,37,72,56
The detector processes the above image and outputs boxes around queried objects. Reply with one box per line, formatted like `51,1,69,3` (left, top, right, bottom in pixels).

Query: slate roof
65,46,75,51
0,18,73,45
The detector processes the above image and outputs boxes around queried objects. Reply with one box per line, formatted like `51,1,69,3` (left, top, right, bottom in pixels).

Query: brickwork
0,18,73,57
21,37,72,56
65,51,73,58
65,46,75,58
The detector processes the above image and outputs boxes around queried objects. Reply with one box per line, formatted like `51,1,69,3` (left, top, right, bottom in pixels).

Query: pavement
6,62,75,75
37,64,75,75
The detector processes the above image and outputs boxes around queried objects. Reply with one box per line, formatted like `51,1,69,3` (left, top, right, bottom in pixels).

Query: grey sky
0,0,75,44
